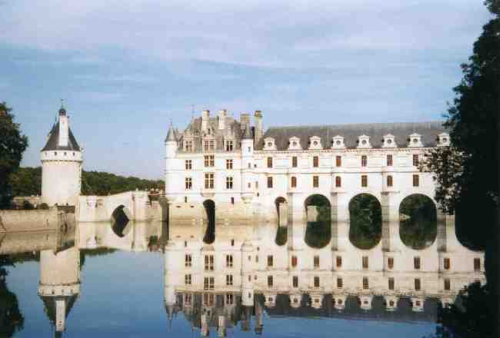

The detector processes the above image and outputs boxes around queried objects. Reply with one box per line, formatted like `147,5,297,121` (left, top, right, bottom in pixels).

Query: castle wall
0,208,72,232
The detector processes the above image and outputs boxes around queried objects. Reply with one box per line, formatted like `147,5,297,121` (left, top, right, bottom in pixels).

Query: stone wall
0,208,74,232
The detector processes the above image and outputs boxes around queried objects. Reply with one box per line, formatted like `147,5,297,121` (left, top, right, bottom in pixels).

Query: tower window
361,155,367,167
415,278,421,291
388,277,395,290
267,275,273,287
337,278,343,289
444,279,451,291
335,176,342,188
292,156,298,168
413,174,420,187
444,258,451,270
361,175,368,187
336,256,342,268
313,175,319,188
314,255,320,268
267,176,273,188
314,276,320,288
226,159,233,169
363,277,369,289
414,257,421,270
291,255,298,267
267,255,274,267
388,257,394,269
185,160,192,170
387,154,393,166
291,176,297,188
362,256,369,269
313,156,319,168
293,276,299,288
336,156,342,167
387,175,393,187
267,157,273,168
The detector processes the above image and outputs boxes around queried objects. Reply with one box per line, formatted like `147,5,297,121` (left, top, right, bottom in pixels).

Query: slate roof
258,121,447,150
40,295,78,326
41,122,81,152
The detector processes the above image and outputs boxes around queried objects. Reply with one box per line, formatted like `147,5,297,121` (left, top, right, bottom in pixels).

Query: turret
164,241,180,318
38,247,80,336
164,123,179,201
241,125,254,203
41,104,83,206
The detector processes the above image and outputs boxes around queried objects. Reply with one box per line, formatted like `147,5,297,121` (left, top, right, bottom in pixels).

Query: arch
349,193,382,249
399,194,437,250
203,200,216,244
111,205,133,238
304,194,331,248
275,197,287,226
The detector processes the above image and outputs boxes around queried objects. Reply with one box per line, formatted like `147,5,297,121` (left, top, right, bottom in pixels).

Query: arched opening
111,205,132,238
349,194,382,249
203,200,216,244
304,194,331,248
275,197,287,226
399,194,437,250
275,226,287,246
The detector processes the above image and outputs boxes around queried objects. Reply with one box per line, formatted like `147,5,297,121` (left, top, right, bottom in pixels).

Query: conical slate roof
41,122,81,152
165,124,177,142
40,295,78,327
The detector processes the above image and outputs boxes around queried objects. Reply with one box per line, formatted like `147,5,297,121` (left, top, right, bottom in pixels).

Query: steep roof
40,295,78,326
41,122,81,152
258,121,447,150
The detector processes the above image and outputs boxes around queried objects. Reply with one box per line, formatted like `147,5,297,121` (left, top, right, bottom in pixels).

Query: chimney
218,109,227,130
201,110,210,131
254,110,263,144
240,113,250,130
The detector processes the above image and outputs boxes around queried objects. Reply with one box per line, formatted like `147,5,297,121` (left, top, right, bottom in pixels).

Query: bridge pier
381,191,402,252
331,192,350,251
286,192,306,251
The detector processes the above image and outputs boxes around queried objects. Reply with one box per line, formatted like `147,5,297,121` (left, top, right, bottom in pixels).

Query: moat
0,215,484,338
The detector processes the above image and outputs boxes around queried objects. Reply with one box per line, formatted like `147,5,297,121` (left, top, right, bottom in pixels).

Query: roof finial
58,99,67,116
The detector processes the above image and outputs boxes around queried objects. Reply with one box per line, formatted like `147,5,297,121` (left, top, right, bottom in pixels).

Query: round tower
164,123,178,202
38,247,80,336
241,240,255,307
41,105,83,206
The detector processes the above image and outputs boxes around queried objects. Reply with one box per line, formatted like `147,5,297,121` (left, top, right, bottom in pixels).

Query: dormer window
382,134,397,148
357,135,371,149
264,137,276,151
332,135,345,149
408,133,423,148
288,136,302,150
225,138,234,151
184,139,194,152
438,133,450,146
309,136,322,150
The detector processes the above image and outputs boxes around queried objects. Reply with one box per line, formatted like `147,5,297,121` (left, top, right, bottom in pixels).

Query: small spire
165,121,176,142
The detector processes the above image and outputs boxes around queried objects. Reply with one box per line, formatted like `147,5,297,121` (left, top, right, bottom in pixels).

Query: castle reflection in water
0,219,484,337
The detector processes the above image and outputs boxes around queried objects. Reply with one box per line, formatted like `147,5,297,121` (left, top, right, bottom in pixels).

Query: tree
0,103,29,209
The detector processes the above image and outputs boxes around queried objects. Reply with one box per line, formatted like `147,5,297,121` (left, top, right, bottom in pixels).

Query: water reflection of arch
274,196,287,226
304,194,331,249
203,200,216,244
348,193,382,250
111,205,133,238
398,194,438,250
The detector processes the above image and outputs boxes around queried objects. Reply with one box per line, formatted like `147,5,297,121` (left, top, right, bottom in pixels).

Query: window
226,159,233,169
267,255,274,267
362,256,369,269
314,255,320,269
413,174,420,187
185,254,192,267
226,255,233,268
313,175,319,188
335,176,342,188
267,176,273,188
184,140,193,152
361,155,367,167
293,276,299,288
226,275,233,286
267,157,273,168
444,279,451,291
291,255,298,267
185,274,192,285
313,156,319,168
185,160,192,170
204,255,214,271
314,276,320,288
337,278,343,289
336,256,342,268
387,154,393,166
388,277,395,290
292,156,298,168
474,258,481,271
204,155,215,167
361,175,368,187
226,177,234,189
203,293,214,306
413,154,419,166
225,140,234,151
204,277,215,290
204,140,215,152
185,177,193,190
444,258,451,270
388,257,394,269
267,275,273,287
204,173,214,189
415,278,421,291
387,175,393,187
225,294,234,305
291,176,297,188
185,294,192,305
363,277,369,290
336,155,342,167
414,257,421,270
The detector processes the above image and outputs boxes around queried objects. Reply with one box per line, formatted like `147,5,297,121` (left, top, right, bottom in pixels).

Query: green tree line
9,167,164,197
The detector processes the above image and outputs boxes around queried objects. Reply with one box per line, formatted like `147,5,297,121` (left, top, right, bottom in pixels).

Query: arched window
291,176,297,188
387,175,393,187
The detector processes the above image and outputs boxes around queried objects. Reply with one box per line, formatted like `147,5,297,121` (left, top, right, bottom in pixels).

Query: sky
0,0,491,179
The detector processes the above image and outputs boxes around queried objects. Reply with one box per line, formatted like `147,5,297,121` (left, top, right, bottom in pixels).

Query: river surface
0,220,484,337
